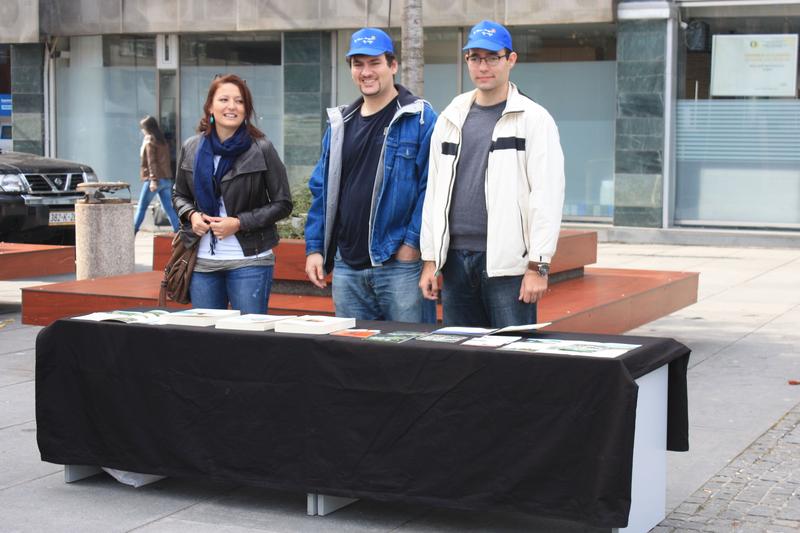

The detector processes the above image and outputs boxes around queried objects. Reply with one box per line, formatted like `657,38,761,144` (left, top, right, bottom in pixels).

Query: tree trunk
401,0,424,96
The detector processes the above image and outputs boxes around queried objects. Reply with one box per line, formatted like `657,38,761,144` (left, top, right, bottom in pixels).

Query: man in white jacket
419,20,565,327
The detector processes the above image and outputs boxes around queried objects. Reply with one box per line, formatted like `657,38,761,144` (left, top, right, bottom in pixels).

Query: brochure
72,309,170,324
462,335,522,347
159,309,240,327
215,314,296,331
330,329,381,338
499,338,641,358
274,315,356,335
365,331,425,344
416,333,468,344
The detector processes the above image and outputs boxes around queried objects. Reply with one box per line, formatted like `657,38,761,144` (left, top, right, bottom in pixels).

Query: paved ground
1,233,799,532
658,402,800,532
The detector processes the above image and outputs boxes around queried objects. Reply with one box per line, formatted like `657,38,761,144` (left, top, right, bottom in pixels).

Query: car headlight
0,174,29,193
82,171,99,183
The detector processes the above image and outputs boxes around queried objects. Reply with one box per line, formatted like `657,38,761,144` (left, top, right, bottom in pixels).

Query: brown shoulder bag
158,232,199,306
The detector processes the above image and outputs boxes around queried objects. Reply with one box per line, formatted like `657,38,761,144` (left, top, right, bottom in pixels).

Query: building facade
1,0,798,235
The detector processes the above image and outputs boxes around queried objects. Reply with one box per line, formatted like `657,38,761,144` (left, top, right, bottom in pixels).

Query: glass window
102,35,156,67
422,29,459,113
490,25,617,220
56,36,156,190
335,24,617,220
675,15,800,228
179,34,283,157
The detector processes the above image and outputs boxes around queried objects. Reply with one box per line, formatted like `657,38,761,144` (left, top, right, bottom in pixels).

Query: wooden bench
22,229,699,333
152,230,598,280
0,243,75,280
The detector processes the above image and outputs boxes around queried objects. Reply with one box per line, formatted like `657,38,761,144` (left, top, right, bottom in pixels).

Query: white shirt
197,155,273,261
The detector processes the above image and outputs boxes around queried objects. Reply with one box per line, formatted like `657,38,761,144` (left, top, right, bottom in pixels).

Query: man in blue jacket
304,28,437,322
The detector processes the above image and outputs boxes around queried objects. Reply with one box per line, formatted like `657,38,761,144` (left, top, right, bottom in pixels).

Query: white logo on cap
473,28,496,37
355,35,377,45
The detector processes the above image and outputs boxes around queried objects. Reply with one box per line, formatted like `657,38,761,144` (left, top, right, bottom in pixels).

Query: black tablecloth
36,319,689,528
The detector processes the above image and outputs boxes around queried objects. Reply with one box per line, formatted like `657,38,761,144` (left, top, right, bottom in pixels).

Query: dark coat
172,134,293,256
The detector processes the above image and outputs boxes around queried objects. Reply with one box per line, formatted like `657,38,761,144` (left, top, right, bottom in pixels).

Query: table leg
616,364,669,533
64,465,102,483
306,493,359,516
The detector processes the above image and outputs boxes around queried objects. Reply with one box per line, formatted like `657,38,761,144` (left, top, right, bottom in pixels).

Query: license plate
49,211,76,226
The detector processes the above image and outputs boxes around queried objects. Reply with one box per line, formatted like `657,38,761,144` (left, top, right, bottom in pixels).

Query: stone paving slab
1,239,799,532
658,400,800,532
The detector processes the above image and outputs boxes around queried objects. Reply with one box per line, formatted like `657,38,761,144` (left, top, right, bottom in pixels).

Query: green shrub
277,181,312,240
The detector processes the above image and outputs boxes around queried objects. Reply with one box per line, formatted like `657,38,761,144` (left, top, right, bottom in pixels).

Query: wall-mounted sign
710,34,798,97
0,94,11,116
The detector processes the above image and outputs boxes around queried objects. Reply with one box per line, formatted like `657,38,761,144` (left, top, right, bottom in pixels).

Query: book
330,329,381,338
71,309,170,324
365,331,425,344
273,315,356,335
215,314,296,331
159,308,240,327
416,333,468,344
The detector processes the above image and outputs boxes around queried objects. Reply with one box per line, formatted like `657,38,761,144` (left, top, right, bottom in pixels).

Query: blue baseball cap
463,20,513,52
346,28,394,58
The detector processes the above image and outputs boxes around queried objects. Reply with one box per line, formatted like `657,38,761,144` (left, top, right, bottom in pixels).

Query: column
614,1,673,228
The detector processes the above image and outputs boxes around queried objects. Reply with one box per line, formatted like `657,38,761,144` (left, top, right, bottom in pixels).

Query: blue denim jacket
305,85,437,273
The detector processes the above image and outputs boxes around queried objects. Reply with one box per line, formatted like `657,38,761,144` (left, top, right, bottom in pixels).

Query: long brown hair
140,115,167,144
198,74,265,139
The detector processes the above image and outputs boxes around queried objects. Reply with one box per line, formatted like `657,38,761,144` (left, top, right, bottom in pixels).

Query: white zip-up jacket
420,82,565,277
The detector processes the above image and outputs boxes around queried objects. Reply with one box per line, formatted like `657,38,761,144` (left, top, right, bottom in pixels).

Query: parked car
0,148,98,244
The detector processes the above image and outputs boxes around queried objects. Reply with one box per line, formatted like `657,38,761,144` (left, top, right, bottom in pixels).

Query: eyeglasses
465,54,510,66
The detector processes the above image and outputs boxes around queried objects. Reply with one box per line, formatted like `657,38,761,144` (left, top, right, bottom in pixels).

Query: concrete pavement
1,233,799,532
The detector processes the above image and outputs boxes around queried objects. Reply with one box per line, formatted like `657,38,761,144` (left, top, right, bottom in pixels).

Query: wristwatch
528,262,550,277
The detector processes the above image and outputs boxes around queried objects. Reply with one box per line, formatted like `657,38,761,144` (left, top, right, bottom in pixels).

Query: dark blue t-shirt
336,98,398,269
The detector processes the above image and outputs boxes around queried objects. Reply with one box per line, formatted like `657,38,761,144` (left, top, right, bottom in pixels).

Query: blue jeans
332,255,436,323
133,179,180,232
441,249,537,328
189,265,274,314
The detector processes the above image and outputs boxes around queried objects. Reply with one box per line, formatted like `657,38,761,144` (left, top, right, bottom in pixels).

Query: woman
173,74,292,314
134,116,181,233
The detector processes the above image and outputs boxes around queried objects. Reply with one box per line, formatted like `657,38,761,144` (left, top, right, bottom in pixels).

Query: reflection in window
505,25,617,220
179,34,283,157
102,35,156,67
675,14,800,228
56,36,156,194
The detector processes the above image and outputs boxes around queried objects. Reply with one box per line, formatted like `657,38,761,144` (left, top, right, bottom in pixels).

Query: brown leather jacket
172,134,293,256
140,136,173,181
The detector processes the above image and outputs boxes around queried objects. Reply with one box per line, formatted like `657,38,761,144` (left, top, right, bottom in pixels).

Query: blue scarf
193,124,253,217
192,124,252,254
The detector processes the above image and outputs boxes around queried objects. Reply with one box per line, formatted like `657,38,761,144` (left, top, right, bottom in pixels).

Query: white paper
432,326,497,336
500,339,641,358
462,335,522,347
711,34,798,97
493,322,552,334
